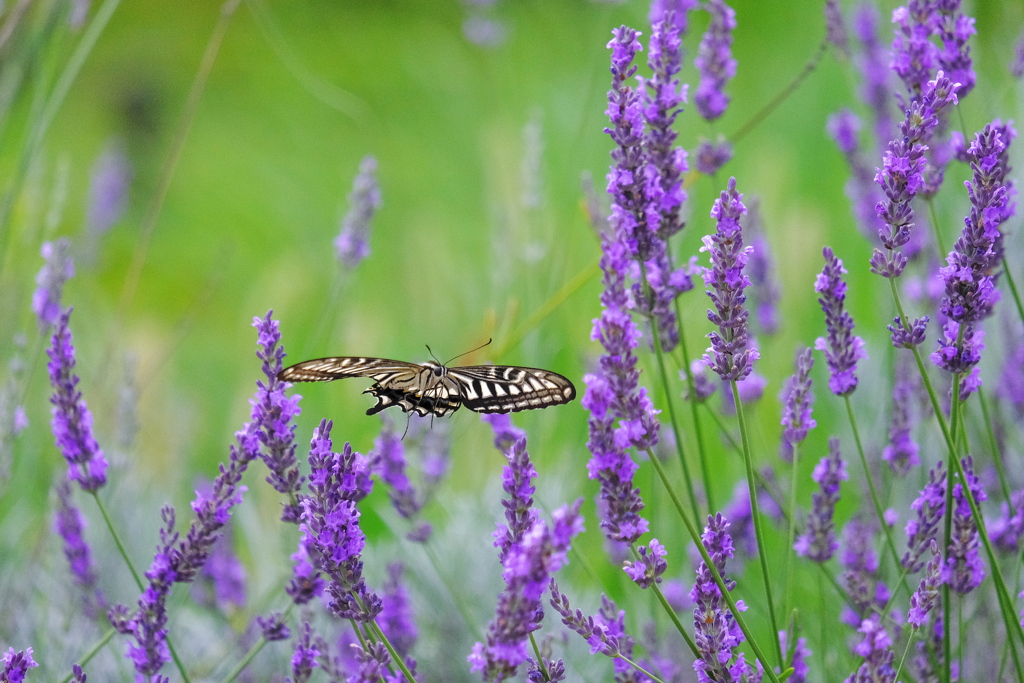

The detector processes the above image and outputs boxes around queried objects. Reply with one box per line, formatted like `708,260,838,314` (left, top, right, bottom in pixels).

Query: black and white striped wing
278,357,421,384
366,375,462,418
448,365,576,414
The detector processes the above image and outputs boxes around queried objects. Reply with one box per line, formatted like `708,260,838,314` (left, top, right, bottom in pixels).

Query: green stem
927,198,947,258
674,297,715,516
614,654,664,683
636,546,701,660
221,603,295,683
943,368,963,683
1002,257,1024,329
893,628,916,683
783,441,801,620
978,388,1013,510
59,628,116,683
841,397,912,599
369,620,417,683
732,381,784,668
645,449,782,683
527,633,551,680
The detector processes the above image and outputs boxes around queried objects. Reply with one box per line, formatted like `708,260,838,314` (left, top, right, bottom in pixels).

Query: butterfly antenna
425,344,442,364
444,338,493,366
401,412,412,441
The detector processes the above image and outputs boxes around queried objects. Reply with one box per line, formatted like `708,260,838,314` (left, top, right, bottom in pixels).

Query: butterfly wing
277,357,421,384
448,365,576,414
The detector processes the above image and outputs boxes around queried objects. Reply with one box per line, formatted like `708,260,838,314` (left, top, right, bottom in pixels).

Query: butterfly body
278,356,576,417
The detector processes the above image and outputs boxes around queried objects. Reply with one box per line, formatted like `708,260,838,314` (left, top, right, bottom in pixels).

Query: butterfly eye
432,365,443,376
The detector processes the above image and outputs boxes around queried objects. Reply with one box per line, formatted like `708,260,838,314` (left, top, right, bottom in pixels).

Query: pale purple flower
548,581,623,657
286,544,324,605
853,4,895,147
251,311,304,523
779,631,810,683
702,178,758,383
999,334,1024,417
794,438,847,562
1012,29,1024,78
1,647,38,682
86,143,131,237
828,109,887,241
694,0,737,121
814,247,866,396
779,347,816,462
334,155,381,269
370,415,420,520
463,15,508,48
720,370,767,415
935,0,976,99
257,612,290,641
881,352,920,475
662,578,692,612
695,137,733,175
746,218,780,336
33,238,74,331
290,622,320,683
482,413,527,454
380,562,417,658
723,480,757,557
54,480,104,616
891,2,939,97
990,490,1024,553
844,615,895,682
908,541,941,628
47,308,108,492
943,456,986,594
839,518,890,627
824,0,849,57
649,0,698,35
682,359,718,403
624,538,667,588
903,462,946,573
195,524,246,612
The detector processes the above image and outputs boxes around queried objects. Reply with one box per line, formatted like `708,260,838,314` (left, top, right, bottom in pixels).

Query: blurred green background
2,0,1023,678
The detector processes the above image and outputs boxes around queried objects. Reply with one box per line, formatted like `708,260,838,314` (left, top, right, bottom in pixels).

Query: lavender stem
222,602,296,683
977,389,1013,507
1002,257,1024,328
57,628,115,683
629,543,701,660
643,447,782,683
368,620,417,683
674,295,715,516
783,440,801,620
731,380,784,668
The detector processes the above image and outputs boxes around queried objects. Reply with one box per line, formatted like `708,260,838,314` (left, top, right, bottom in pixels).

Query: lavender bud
334,155,381,269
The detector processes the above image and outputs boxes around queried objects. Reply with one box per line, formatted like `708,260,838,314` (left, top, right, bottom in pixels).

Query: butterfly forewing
448,365,577,414
278,357,421,384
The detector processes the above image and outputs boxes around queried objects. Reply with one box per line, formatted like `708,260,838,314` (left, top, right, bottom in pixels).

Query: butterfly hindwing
448,365,577,414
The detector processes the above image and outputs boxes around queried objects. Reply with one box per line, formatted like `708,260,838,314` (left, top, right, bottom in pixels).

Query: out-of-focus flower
256,612,290,642
33,238,74,332
824,0,849,57
828,109,887,242
54,480,104,617
844,615,896,682
853,4,895,147
882,352,921,475
943,456,986,594
814,247,866,396
1,647,38,682
935,0,976,99
694,0,737,121
908,541,941,627
86,142,131,239
334,155,381,269
839,517,890,627
290,622,320,683
380,562,418,658
903,462,947,573
794,438,847,562
779,347,816,462
694,137,733,176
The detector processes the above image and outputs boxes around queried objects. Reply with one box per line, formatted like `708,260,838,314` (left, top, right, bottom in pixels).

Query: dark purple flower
251,312,304,523
839,518,890,627
853,4,895,147
86,142,131,237
844,614,895,682
348,642,393,683
47,308,108,492
828,109,887,241
778,347,816,461
990,490,1024,553
779,631,810,683
195,524,246,612
902,462,946,573
943,456,986,594
1,647,38,683
794,438,847,562
694,137,733,175
257,612,290,641
624,538,668,588
891,2,939,98
888,315,929,348
299,419,381,622
824,0,849,56
682,361,718,402
526,658,566,683
33,238,74,332
370,416,420,520
70,664,87,683
881,352,921,475
334,155,381,269
481,413,526,454
380,562,417,658
54,480,104,616
548,580,623,657
814,247,866,396
702,177,759,383
690,513,748,683
870,72,960,280
470,436,583,681
935,0,976,99
286,544,324,605
290,622,320,683
908,540,941,628
694,0,737,121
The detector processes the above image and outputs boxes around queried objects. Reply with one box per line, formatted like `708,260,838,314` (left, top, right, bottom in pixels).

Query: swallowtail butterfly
278,355,576,417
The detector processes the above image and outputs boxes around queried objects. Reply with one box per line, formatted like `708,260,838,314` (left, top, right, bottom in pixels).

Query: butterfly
277,354,576,418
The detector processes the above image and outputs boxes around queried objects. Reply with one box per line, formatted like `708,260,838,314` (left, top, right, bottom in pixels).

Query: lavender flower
290,622,320,683
370,415,420,519
299,419,381,622
935,1,976,99
844,615,895,682
694,0,737,121
286,544,324,605
86,142,131,238
649,0,698,35
839,518,890,627
824,0,849,57
881,352,920,475
33,237,74,331
694,137,733,175
54,480,104,616
778,347,816,461
195,526,246,612
870,72,960,280
794,438,847,562
482,413,526,454
999,332,1024,417
526,658,566,683
1,647,38,682
828,109,887,241
548,581,622,657
380,562,418,658
990,490,1024,553
1013,29,1024,78
48,308,108,492
257,612,290,641
470,436,583,681
853,4,895,147
943,456,986,594
251,312,304,523
702,177,758,383
891,2,939,97
70,664,87,683
908,541,941,628
690,513,748,683
624,538,667,588
779,631,810,683
597,596,645,681
334,155,381,269
814,247,866,396
902,462,946,573
720,370,767,414
746,218,780,335
682,360,718,402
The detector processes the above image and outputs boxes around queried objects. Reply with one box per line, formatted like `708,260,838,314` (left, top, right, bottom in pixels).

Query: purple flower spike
624,538,668,588
682,360,719,402
690,513,748,683
649,0,698,35
844,615,896,682
548,580,622,657
943,456,986,594
2,647,38,682
33,237,74,332
853,4,895,146
824,0,849,56
891,2,939,98
380,562,418,658
794,438,847,562
86,143,131,238
55,481,104,616
828,109,887,241
903,462,946,573
48,308,108,492
814,248,866,396
482,413,526,454
778,347,816,462
888,315,929,348
195,524,246,612
371,415,421,520
251,312,304,523
694,0,737,121
290,622,320,683
745,201,780,336
695,137,733,176
779,631,810,683
840,518,890,627
882,353,921,476
991,490,1024,553
702,177,759,383
70,664,87,683
299,419,381,622
334,155,381,269
908,541,941,627
935,1,976,99
1013,30,1024,78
